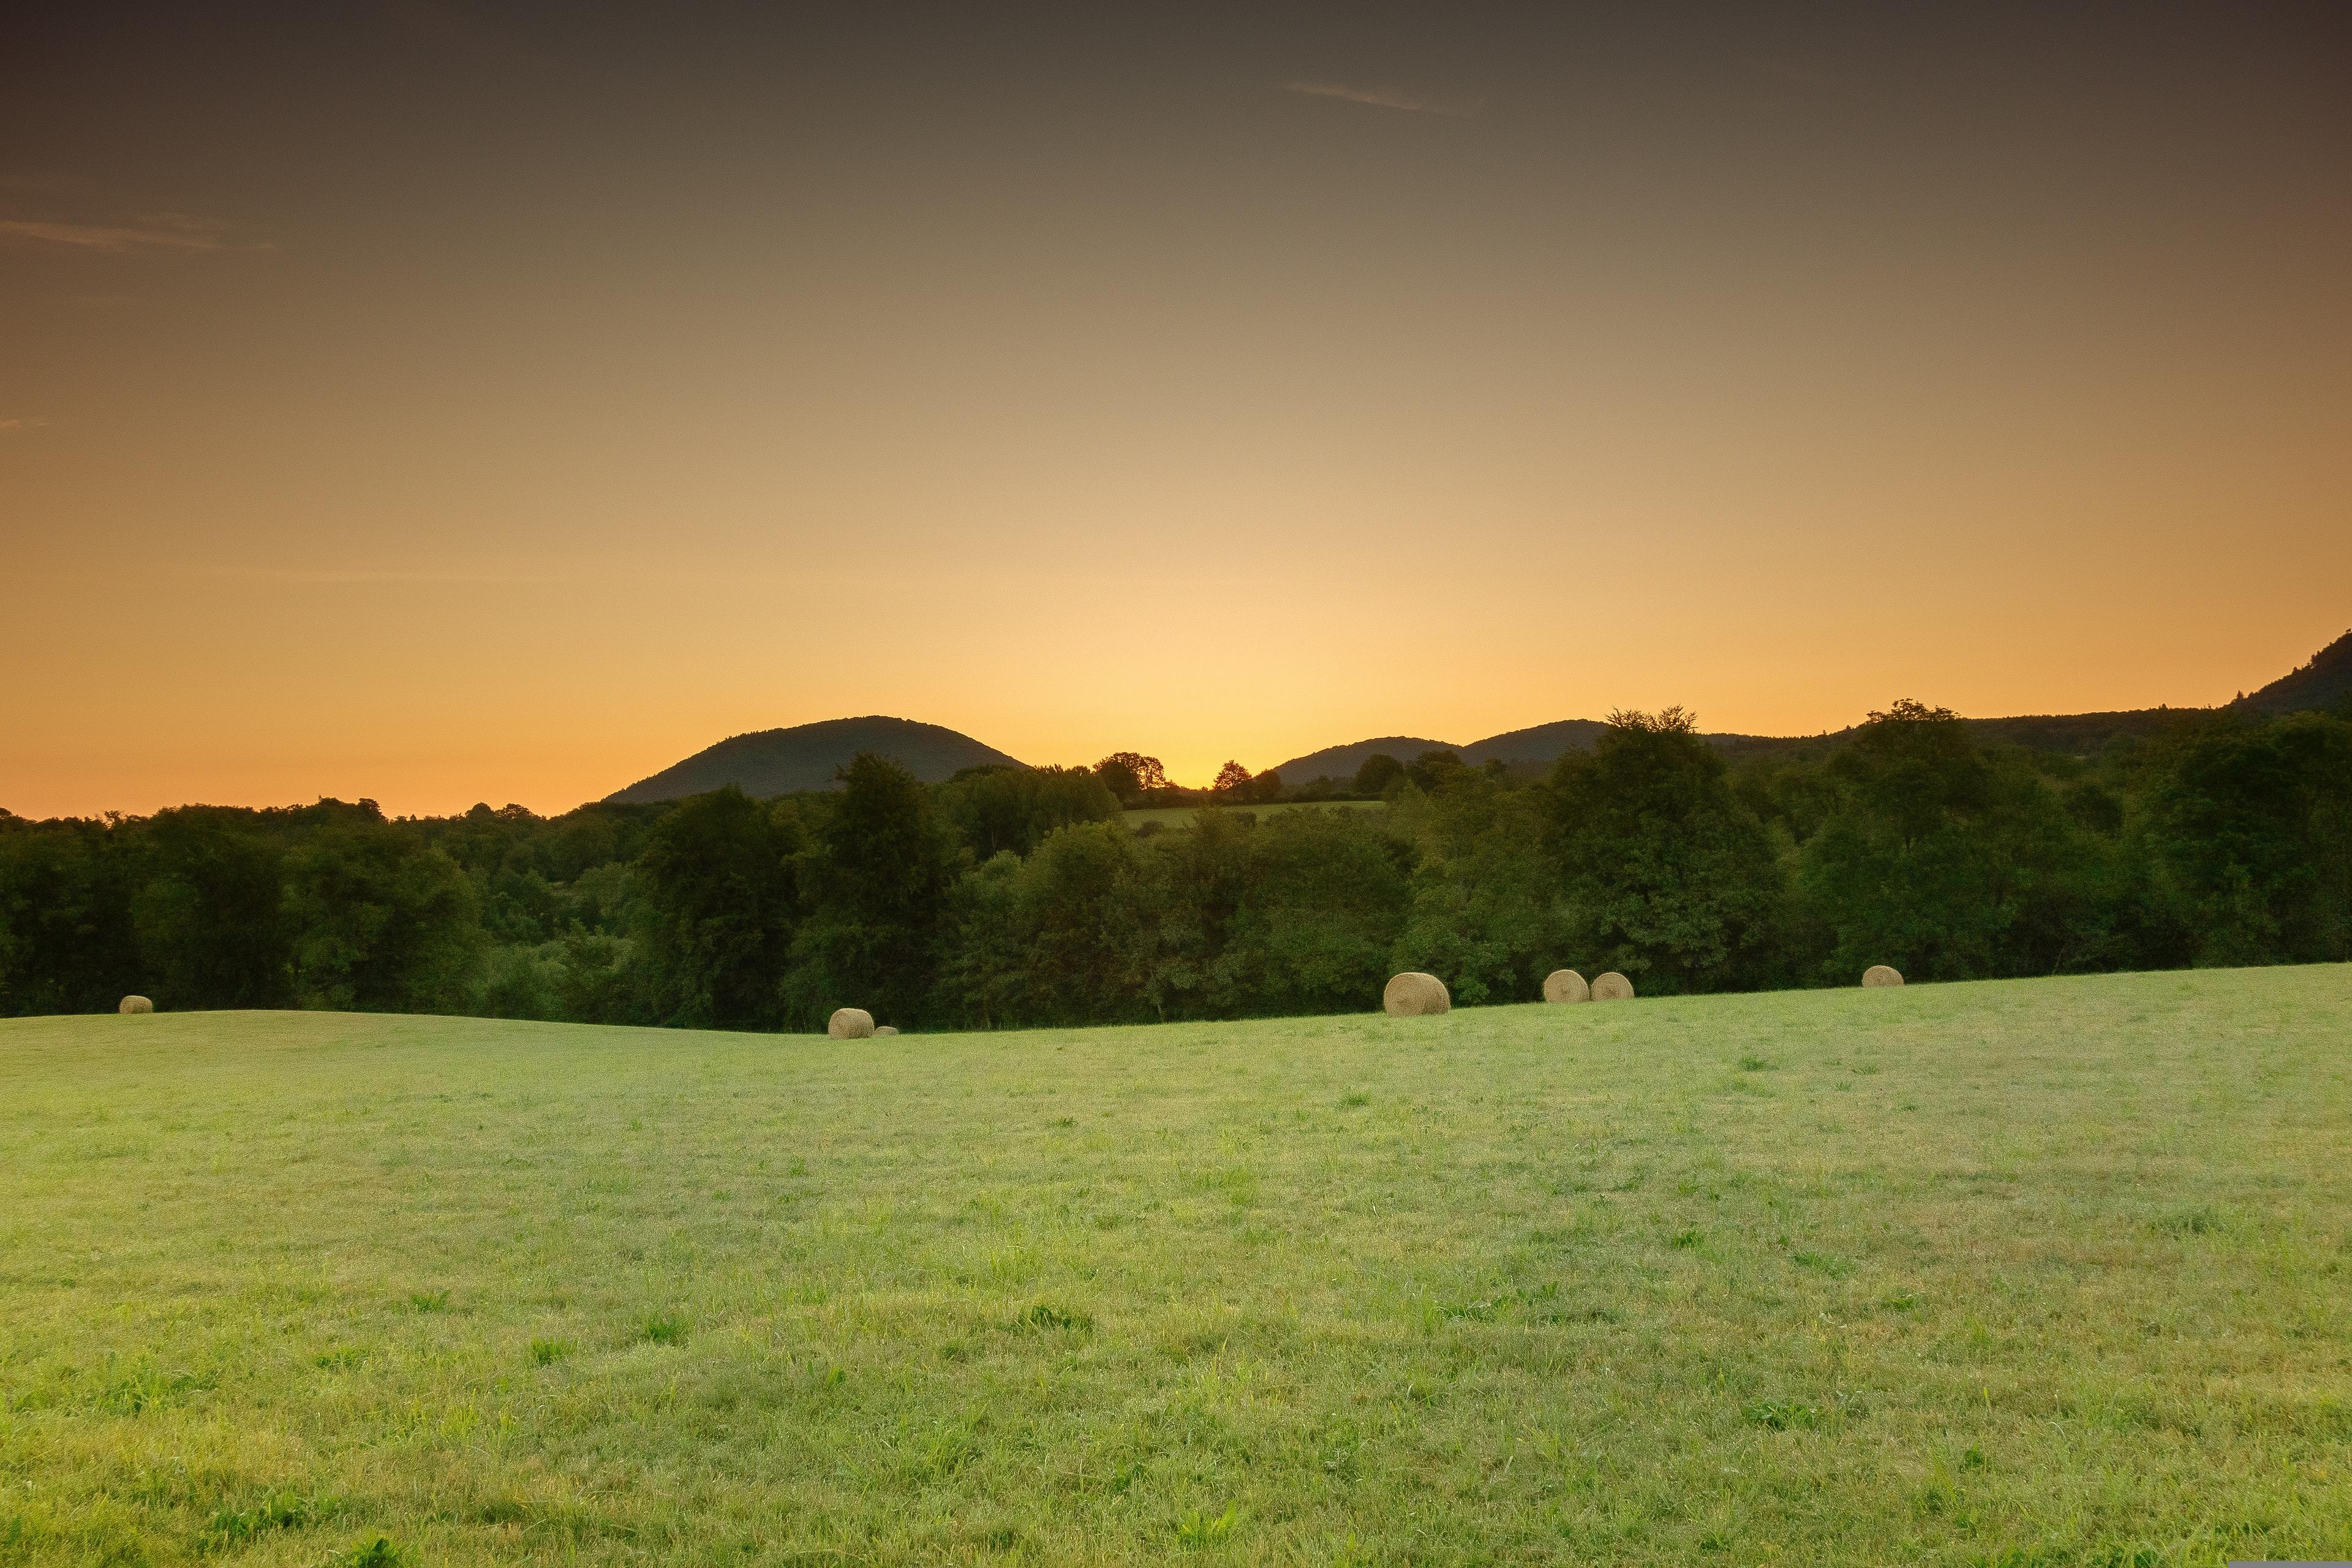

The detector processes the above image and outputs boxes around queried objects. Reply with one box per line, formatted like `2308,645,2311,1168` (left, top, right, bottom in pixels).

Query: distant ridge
1270,736,1456,786
1273,718,1772,782
1272,631,2352,782
611,633,2352,805
1459,719,1613,767
606,717,1023,804
2233,628,2352,717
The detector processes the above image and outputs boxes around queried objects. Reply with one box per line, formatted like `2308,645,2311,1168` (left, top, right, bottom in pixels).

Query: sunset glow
5,6,2348,816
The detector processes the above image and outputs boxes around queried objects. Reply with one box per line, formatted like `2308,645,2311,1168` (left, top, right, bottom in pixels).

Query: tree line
4,698,2348,1029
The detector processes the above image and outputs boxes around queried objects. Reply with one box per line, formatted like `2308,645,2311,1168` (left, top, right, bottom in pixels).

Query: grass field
1121,800,1385,829
4,969,2351,1566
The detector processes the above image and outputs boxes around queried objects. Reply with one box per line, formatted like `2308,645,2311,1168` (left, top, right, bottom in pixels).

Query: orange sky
5,4,2349,818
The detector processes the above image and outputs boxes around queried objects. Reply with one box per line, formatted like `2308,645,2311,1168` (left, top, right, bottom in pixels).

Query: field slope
4,970,2350,1564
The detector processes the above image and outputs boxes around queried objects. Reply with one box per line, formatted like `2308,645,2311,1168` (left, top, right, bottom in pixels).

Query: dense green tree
554,929,638,1023
132,807,292,1009
2144,712,2352,965
1224,767,1283,805
1218,808,1412,1013
7,701,2350,1028
477,940,568,1021
0,817,140,1015
937,851,1028,1028
1406,750,1469,793
1392,778,1567,1004
1352,753,1406,797
281,812,483,1013
1798,702,2105,981
1732,751,1845,847
1545,709,1786,993
633,786,802,1029
938,764,1120,859
1128,809,1253,1020
785,753,959,1028
418,801,665,944
1001,821,1151,1024
1093,752,1167,805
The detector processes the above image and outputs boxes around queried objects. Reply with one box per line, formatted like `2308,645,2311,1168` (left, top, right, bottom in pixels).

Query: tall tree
1095,752,1168,804
940,764,1121,859
1352,753,1407,797
282,812,483,1013
1406,750,1468,793
0,817,140,1015
2145,712,2352,965
1220,807,1412,1013
633,786,802,1029
1391,773,1566,1004
785,752,959,1027
1545,708,1785,993
133,807,292,1009
1798,701,2098,981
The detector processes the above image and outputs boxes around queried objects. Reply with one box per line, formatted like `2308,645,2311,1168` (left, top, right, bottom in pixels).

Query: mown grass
2,967,2350,1564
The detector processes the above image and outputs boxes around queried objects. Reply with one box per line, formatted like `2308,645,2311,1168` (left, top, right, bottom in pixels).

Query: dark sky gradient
6,4,2349,814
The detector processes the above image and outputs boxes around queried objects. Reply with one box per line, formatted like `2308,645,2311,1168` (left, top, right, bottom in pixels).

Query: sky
5,2,2349,817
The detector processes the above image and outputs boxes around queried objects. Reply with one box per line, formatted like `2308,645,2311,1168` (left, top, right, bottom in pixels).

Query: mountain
2233,628,2352,717
1458,719,1613,767
1272,631,2352,783
1275,718,1783,782
606,717,1024,804
1269,735,1458,786
611,633,2352,806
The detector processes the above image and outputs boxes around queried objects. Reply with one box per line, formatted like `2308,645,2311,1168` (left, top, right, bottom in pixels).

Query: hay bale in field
874,1025,899,1036
827,1007,875,1039
1861,964,1904,989
1383,971,1450,1017
1542,969,1589,1004
1589,971,1635,1002
118,995,153,1015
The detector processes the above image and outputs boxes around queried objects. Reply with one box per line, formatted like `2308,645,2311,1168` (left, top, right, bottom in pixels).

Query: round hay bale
1382,971,1450,1017
874,1025,899,1036
826,1007,875,1039
1542,968,1589,1004
1589,971,1635,1002
119,995,153,1015
1861,964,1904,989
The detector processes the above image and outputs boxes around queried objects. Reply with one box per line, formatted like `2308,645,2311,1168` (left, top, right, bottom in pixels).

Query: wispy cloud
0,214,249,252
1,417,53,432
1284,79,1485,117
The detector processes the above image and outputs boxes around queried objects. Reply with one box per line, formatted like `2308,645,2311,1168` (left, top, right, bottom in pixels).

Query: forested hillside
606,716,1024,802
7,692,2348,1030
2236,629,2352,717
1270,631,2352,782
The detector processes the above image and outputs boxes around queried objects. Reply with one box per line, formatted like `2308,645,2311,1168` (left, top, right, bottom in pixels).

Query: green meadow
4,968,2350,1566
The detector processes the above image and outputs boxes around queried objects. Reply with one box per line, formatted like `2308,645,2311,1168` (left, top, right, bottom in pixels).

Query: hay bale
827,1007,875,1039
1589,971,1635,1002
874,1025,899,1036
1382,971,1450,1017
1861,964,1904,989
118,995,153,1015
1542,968,1589,1003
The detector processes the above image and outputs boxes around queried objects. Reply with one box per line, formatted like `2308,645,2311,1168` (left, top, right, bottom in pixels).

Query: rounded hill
605,717,1024,803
